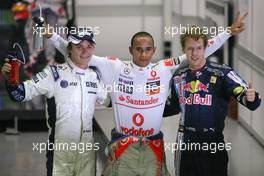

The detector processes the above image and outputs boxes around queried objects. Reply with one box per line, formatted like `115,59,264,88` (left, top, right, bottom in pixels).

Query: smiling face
129,32,156,67
183,37,206,70
68,40,95,69
180,26,208,70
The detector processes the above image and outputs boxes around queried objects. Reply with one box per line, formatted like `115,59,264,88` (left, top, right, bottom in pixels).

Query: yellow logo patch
210,76,217,84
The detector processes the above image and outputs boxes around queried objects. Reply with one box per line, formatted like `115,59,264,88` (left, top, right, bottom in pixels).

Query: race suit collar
131,61,152,71
67,58,89,76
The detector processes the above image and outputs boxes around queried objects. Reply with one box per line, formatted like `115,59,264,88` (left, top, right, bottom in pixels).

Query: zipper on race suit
79,76,84,142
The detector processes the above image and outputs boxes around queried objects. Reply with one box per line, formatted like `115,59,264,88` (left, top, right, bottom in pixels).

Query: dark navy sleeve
163,82,181,117
224,69,261,111
6,82,26,102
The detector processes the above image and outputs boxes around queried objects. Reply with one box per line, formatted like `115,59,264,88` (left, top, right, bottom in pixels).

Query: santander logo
118,95,159,105
119,95,125,101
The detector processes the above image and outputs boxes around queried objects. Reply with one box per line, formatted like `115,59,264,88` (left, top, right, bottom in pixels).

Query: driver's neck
132,60,150,68
70,59,89,70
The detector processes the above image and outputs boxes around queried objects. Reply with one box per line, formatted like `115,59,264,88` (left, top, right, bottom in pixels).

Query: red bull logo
182,80,208,93
179,94,212,106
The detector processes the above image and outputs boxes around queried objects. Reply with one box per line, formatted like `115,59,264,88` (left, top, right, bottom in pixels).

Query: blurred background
0,0,263,176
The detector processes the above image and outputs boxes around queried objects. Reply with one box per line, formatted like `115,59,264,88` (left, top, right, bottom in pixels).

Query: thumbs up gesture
246,81,256,102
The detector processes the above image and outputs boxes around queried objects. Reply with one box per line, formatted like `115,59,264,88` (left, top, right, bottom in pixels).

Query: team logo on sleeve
164,58,173,66
107,56,118,60
207,40,214,47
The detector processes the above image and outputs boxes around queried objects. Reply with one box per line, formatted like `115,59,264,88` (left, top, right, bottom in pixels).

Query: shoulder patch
209,62,231,70
50,65,60,81
205,67,225,76
164,58,174,66
107,56,118,61
207,39,215,47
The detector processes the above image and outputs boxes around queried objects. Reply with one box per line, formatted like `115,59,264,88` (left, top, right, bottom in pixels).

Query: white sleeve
89,56,120,85
96,80,107,104
23,66,54,101
204,31,231,58
158,56,188,77
49,33,68,58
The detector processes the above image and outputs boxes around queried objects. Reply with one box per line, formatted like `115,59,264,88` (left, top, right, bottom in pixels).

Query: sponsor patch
132,113,144,126
86,82,98,88
119,78,133,85
164,58,173,66
118,95,159,105
146,81,160,95
107,56,118,60
32,76,39,83
118,84,133,94
88,91,97,94
179,94,212,106
233,86,244,95
37,71,47,79
121,126,154,137
123,67,131,75
181,80,209,94
150,70,157,77
60,80,68,88
69,82,77,86
210,76,217,84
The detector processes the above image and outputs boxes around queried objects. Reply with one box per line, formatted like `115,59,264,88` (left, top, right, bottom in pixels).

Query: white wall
76,0,163,60
252,0,264,61
238,0,264,61
77,0,142,5
235,48,264,146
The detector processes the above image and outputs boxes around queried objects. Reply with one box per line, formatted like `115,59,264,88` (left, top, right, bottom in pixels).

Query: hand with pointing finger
246,81,256,102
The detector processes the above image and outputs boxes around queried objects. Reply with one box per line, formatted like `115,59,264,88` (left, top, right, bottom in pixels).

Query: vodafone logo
132,113,144,126
164,58,173,66
151,70,157,77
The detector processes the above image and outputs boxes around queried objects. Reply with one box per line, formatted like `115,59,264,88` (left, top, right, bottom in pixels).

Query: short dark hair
67,42,73,58
180,26,208,49
130,31,154,46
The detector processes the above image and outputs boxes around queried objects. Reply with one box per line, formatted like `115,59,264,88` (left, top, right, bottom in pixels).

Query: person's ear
129,46,133,55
